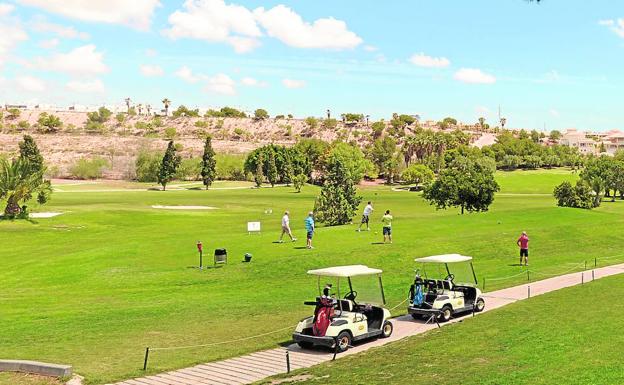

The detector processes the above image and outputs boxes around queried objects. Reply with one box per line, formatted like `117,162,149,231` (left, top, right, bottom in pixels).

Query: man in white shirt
357,201,374,232
279,211,297,242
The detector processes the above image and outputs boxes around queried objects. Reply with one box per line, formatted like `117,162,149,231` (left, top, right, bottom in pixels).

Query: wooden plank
183,367,245,385
221,357,284,373
184,365,259,383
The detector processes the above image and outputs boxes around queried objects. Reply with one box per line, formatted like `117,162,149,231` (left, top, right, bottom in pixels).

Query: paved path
113,263,624,385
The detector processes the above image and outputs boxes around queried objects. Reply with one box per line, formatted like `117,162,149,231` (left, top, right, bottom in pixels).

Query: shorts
383,226,392,236
361,215,369,224
281,226,290,233
520,249,528,257
307,231,314,240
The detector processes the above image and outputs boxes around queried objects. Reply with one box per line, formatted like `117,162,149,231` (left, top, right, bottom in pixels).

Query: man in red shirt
517,231,529,266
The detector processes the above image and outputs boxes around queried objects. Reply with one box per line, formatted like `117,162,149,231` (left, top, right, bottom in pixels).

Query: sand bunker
151,205,217,210
30,212,63,218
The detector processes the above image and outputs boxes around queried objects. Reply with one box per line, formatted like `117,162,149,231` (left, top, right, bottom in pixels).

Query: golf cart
292,265,393,353
407,254,485,322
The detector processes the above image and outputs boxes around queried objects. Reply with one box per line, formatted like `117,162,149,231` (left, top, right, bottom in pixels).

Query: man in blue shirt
305,211,315,249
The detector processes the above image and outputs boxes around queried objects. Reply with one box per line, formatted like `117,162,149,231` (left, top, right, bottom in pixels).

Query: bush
152,116,164,128
37,113,62,133
254,109,269,120
554,180,596,209
164,127,177,139
195,120,209,128
175,157,201,181
216,153,247,180
293,173,308,192
135,150,162,182
401,164,435,185
17,120,30,130
70,157,108,179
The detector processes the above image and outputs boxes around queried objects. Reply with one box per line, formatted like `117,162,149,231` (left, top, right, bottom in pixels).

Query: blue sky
0,0,623,131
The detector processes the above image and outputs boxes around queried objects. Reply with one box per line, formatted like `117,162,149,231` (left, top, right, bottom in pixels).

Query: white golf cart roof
307,265,383,277
415,254,473,263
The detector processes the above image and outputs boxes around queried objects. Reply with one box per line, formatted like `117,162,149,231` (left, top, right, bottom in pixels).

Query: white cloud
254,5,362,49
164,1,361,52
174,66,203,83
38,38,59,49
476,106,490,115
163,0,262,53
241,77,268,87
364,45,378,52
36,44,109,76
139,64,164,77
16,75,46,92
204,73,236,95
454,68,496,84
282,78,306,89
0,3,14,16
549,109,560,118
144,48,158,57
29,16,89,39
0,7,28,67
17,0,161,31
598,18,624,38
409,52,450,68
66,79,105,93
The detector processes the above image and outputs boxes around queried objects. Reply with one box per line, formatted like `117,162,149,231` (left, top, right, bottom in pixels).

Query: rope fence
482,253,624,291
140,254,624,370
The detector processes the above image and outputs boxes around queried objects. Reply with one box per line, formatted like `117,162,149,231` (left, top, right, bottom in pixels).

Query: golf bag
313,297,334,337
410,273,425,306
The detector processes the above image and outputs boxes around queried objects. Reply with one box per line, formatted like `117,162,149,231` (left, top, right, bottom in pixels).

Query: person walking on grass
305,211,315,249
517,231,529,266
278,211,296,243
357,201,374,232
381,210,393,244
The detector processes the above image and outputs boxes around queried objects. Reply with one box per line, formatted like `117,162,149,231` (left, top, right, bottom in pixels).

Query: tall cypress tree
158,140,181,191
18,135,44,178
254,153,264,187
267,149,278,187
201,136,216,190
314,158,362,226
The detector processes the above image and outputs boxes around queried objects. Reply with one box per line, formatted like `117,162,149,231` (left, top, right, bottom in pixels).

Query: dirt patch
151,205,217,210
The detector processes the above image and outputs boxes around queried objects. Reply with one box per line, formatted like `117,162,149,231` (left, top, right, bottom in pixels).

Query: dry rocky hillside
0,110,373,179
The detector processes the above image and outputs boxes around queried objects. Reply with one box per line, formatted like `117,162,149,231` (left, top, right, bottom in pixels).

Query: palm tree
137,104,143,115
124,98,131,113
162,98,171,116
0,158,52,217
478,117,486,131
146,104,152,116
500,117,507,129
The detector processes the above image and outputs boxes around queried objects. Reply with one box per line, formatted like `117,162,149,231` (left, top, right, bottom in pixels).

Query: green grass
2,168,623,384
265,273,624,385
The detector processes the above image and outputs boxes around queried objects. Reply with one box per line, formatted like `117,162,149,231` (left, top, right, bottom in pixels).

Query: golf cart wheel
381,321,393,338
474,298,485,313
297,341,313,349
438,305,453,322
335,331,352,353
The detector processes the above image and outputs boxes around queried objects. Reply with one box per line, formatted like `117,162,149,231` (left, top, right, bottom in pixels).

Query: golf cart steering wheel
344,291,358,301
445,274,455,282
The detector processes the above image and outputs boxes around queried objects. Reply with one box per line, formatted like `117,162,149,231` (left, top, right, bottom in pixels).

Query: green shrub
70,157,108,179
152,117,164,128
164,127,177,139
135,150,162,182
175,157,201,181
216,153,247,180
195,120,209,128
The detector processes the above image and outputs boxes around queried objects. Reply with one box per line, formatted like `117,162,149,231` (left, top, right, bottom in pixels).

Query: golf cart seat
337,299,353,312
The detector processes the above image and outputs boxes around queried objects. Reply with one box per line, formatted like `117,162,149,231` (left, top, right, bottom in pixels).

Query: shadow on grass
293,246,309,250
371,242,386,245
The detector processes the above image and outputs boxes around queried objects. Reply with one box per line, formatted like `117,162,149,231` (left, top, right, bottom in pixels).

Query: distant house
602,130,624,155
560,129,597,155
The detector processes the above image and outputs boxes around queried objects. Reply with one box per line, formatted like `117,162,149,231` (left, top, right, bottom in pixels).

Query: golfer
517,231,529,266
381,210,393,244
305,211,315,249
357,201,374,232
278,211,296,243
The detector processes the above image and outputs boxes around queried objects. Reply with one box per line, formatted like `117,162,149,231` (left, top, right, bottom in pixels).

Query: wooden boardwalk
114,263,624,385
